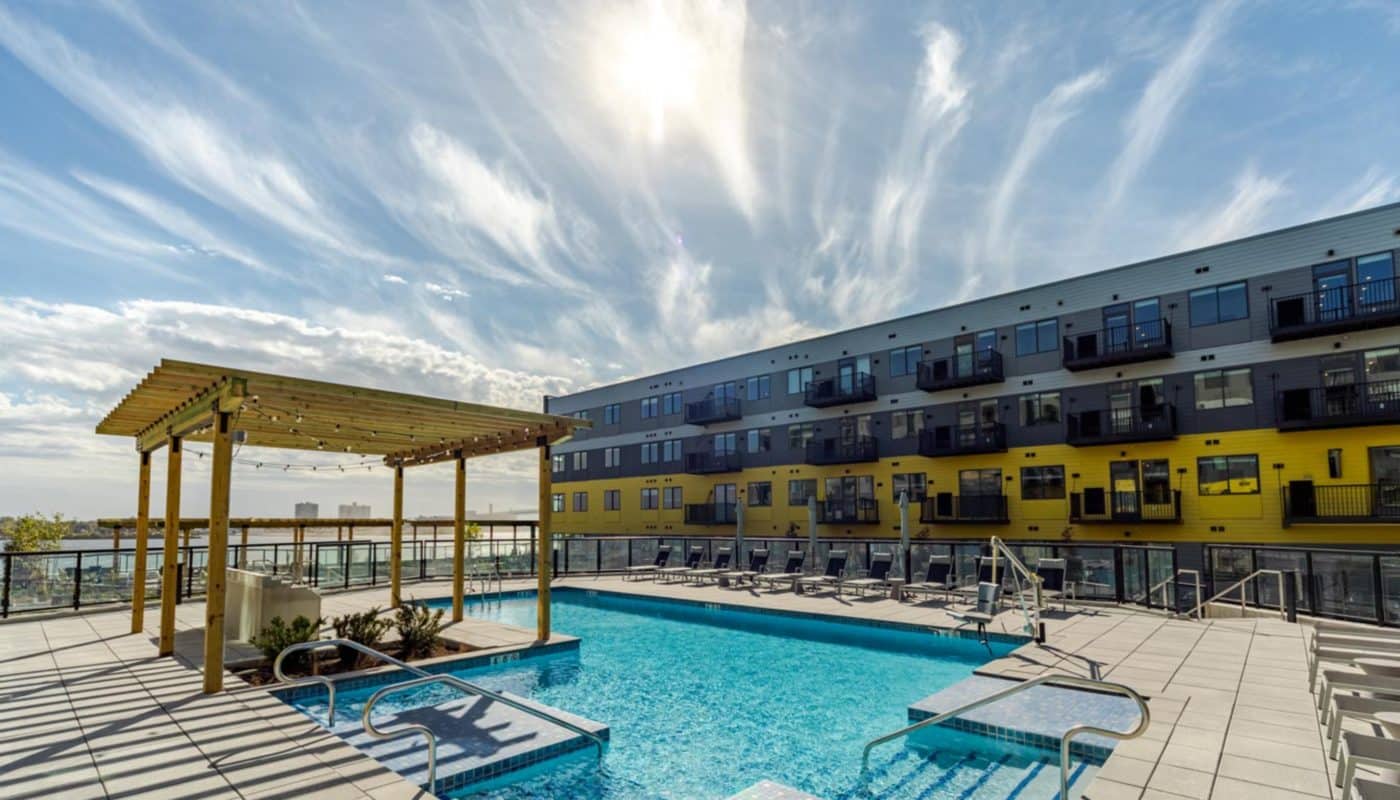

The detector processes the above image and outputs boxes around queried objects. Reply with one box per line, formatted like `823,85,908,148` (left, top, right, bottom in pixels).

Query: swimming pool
286,589,1101,799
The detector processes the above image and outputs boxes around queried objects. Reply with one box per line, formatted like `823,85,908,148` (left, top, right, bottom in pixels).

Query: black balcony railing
1270,277,1400,341
919,494,1009,524
1070,490,1182,524
1282,483,1400,525
1062,319,1173,371
1275,381,1400,431
683,450,742,474
684,503,738,525
685,396,742,425
804,436,879,465
916,350,1004,391
1066,404,1177,446
804,372,877,407
917,423,1007,457
817,498,880,525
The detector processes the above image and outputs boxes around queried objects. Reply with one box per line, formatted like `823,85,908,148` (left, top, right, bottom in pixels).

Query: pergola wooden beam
134,378,246,453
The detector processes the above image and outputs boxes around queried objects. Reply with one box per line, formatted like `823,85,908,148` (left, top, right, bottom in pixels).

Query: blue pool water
287,590,1101,799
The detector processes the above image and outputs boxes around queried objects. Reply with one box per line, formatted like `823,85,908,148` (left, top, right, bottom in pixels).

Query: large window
662,439,682,462
748,482,772,507
641,396,659,418
640,442,658,464
551,454,565,472
1020,392,1061,426
746,375,771,400
572,451,588,470
959,468,1003,495
1015,319,1058,356
640,488,658,510
572,491,589,511
747,428,771,452
661,392,682,415
604,447,620,468
602,403,621,425
1189,281,1248,327
788,423,815,449
551,493,564,513
1357,252,1396,308
892,472,927,502
603,490,620,511
788,479,817,506
786,367,813,394
1194,368,1253,409
891,410,924,440
1021,466,1066,500
713,432,737,454
1367,347,1400,382
1197,455,1260,495
889,345,922,377
662,486,683,509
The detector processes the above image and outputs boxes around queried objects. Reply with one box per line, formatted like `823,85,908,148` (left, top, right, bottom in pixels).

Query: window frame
1020,465,1066,500
1193,367,1254,410
1196,454,1260,496
551,493,564,513
787,478,817,506
891,472,927,503
1015,318,1058,356
1189,281,1248,327
572,491,588,512
640,488,659,510
889,344,922,378
662,486,683,509
747,481,772,507
1020,391,1062,426
786,367,813,395
603,489,621,511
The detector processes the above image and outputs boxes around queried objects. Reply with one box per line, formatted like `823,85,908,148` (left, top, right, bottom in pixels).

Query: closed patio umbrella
898,491,910,579
807,494,819,572
735,498,745,566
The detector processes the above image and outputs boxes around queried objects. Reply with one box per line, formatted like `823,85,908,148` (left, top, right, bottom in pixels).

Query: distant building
294,502,318,519
338,502,371,518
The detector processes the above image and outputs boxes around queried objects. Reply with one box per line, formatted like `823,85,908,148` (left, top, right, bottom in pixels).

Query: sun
601,0,701,144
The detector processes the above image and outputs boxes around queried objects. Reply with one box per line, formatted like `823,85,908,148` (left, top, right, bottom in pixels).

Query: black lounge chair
754,551,806,590
657,546,704,583
905,555,957,602
796,550,848,595
624,545,672,581
719,548,769,586
686,547,734,584
841,551,894,597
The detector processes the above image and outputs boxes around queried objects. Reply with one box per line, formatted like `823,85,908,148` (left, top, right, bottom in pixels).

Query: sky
2,0,1399,521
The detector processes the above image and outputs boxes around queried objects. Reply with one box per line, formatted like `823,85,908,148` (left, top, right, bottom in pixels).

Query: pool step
863,733,1101,799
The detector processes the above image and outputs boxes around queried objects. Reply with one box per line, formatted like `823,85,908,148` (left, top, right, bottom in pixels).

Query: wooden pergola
96,359,588,693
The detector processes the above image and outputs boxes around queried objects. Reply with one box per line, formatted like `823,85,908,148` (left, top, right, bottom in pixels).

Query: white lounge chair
1336,733,1400,800
657,546,704,584
795,550,848,595
1318,670,1400,724
754,551,806,591
1353,778,1400,800
1310,636,1400,691
840,552,894,597
1326,694,1400,759
624,545,673,581
686,548,734,584
905,555,957,603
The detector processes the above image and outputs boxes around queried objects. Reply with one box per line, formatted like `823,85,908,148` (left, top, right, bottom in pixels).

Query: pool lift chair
719,548,769,586
624,545,673,581
840,551,894,597
795,549,848,595
685,547,733,584
656,546,705,584
1024,558,1069,612
950,582,1003,643
904,555,957,603
753,550,806,591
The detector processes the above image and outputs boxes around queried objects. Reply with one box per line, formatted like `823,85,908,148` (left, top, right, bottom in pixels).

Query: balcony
1282,483,1400,525
919,494,1009,524
1062,320,1173,371
816,498,880,525
1066,404,1177,446
804,372,877,407
1070,490,1182,524
685,396,741,425
804,436,879,465
916,351,1004,392
917,424,1007,457
683,450,742,474
1275,381,1400,431
684,503,737,525
1270,278,1400,342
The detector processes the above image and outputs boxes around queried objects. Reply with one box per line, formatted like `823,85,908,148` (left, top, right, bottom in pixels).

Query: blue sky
2,0,1399,519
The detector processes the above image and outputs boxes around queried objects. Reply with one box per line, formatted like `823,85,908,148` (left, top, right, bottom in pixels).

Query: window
573,410,590,421
1367,347,1400,381
1020,392,1061,426
747,482,772,506
663,439,682,462
640,442,658,464
1194,368,1253,410
661,392,682,415
551,493,564,513
1197,455,1260,495
1357,252,1396,308
891,410,924,440
746,375,771,401
602,403,621,425
889,345,922,377
1021,466,1066,500
1015,318,1058,356
786,367,813,394
603,447,620,468
892,472,927,502
640,396,659,418
959,468,1003,495
551,454,565,472
1189,281,1248,327
746,428,771,452
640,488,659,510
572,491,589,511
788,479,817,506
713,432,737,454
603,489,620,511
662,486,683,509
572,451,587,470
788,423,815,449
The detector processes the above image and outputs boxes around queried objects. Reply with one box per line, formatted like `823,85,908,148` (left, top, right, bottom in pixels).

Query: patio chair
1318,670,1400,724
905,555,957,603
657,546,705,584
952,557,1000,604
1030,558,1069,611
950,582,1003,640
1353,778,1400,800
1310,635,1400,691
840,551,894,598
795,550,848,595
686,548,733,584
1326,694,1400,759
719,549,769,586
624,545,672,581
754,551,806,591
1336,733,1400,800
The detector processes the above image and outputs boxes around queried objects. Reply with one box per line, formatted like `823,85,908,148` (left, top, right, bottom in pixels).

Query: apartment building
545,204,1400,557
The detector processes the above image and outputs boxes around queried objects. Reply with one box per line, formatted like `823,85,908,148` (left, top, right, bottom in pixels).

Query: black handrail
804,372,877,407
916,350,1003,391
1062,319,1172,369
919,494,1010,523
1281,483,1400,524
918,423,1007,457
1275,380,1400,429
682,450,742,474
1070,490,1182,523
684,396,741,425
817,498,880,524
1066,404,1177,445
683,503,737,525
1270,276,1400,339
804,436,879,464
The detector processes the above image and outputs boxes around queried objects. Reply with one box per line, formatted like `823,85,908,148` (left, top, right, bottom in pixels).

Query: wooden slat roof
96,359,587,465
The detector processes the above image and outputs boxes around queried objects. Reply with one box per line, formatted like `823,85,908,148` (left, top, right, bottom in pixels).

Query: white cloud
1175,164,1287,250
382,273,408,285
424,281,470,301
1322,166,1400,217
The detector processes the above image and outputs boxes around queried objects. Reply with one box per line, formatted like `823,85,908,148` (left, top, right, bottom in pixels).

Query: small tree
2,512,69,553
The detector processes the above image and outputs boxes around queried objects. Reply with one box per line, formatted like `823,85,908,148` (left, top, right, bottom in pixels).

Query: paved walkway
0,576,1375,799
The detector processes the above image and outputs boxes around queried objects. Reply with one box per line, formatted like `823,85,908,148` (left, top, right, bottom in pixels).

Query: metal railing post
72,551,83,610
1,553,10,618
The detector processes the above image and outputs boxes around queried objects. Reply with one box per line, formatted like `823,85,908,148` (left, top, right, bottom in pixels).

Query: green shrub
252,614,325,671
331,607,392,668
395,602,445,660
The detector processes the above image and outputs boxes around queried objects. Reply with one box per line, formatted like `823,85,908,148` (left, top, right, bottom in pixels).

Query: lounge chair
754,551,806,591
657,546,704,584
841,551,894,597
1353,778,1400,800
795,550,848,595
952,557,1000,604
1029,558,1069,611
686,547,733,584
1318,670,1400,724
1336,733,1400,800
1309,635,1400,691
1326,694,1400,758
624,545,672,581
905,555,957,603
719,548,769,586
950,582,1003,639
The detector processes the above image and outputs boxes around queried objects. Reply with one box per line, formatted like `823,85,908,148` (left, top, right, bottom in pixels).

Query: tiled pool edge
905,710,1112,764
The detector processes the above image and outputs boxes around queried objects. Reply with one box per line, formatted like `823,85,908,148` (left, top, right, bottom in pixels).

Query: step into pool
283,589,1108,798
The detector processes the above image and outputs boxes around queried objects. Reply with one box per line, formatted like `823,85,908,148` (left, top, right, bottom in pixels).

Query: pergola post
294,525,305,582
537,442,552,642
130,451,151,634
390,463,404,608
203,411,233,694
158,436,182,656
452,451,466,623
239,525,249,569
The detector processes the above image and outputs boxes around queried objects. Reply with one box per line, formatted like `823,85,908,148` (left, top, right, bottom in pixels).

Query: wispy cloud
1175,164,1287,250
1322,166,1400,217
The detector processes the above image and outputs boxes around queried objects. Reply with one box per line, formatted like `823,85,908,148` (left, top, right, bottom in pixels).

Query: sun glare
605,0,700,144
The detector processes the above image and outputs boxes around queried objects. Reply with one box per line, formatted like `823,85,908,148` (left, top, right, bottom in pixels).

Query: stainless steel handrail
273,638,606,791
1141,568,1203,619
859,673,1150,799
1179,568,1286,621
